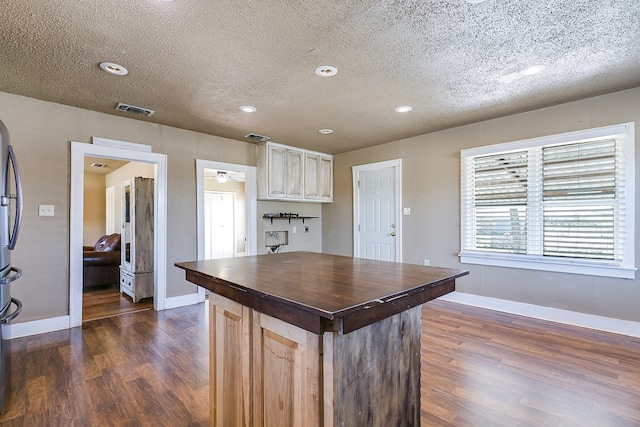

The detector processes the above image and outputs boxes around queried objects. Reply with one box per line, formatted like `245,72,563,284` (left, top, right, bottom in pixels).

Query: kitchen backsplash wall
257,201,322,254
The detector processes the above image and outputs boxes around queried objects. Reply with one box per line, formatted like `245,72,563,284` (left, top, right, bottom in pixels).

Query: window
460,123,636,279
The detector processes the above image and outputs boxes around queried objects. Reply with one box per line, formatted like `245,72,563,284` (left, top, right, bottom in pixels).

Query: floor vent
244,133,271,142
115,102,155,117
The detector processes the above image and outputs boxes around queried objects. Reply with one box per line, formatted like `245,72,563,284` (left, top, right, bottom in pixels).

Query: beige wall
105,161,155,234
0,91,254,321
3,86,638,325
83,172,106,245
258,201,322,254
323,87,640,323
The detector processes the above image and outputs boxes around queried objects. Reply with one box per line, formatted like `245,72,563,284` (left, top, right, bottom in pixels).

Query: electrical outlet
423,259,430,266
403,207,411,215
39,205,55,217
304,225,309,233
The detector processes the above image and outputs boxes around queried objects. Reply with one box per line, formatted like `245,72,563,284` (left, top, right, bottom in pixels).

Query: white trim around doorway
69,141,168,328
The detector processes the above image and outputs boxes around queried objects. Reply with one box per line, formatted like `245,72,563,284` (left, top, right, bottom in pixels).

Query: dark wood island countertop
176,251,468,334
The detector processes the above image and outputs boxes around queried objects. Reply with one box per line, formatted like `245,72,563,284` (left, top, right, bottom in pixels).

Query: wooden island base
211,294,421,426
176,252,468,427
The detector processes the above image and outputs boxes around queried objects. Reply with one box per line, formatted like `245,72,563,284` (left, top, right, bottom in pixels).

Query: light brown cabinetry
120,177,154,302
257,141,332,202
176,253,468,427
208,293,421,427
209,294,321,427
209,294,251,426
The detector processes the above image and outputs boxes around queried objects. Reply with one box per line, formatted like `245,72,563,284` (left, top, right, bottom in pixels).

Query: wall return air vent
244,133,271,142
115,102,155,117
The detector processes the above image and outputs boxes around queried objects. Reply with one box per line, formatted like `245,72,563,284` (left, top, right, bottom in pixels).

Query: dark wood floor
1,299,638,426
82,286,154,323
421,300,640,426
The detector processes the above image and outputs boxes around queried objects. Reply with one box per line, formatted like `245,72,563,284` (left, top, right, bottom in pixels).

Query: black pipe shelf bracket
263,214,318,224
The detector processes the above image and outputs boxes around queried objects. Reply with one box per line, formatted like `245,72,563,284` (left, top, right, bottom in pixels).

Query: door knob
390,232,396,237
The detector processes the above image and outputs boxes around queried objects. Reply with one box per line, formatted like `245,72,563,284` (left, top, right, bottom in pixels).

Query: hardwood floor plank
421,300,640,427
1,298,639,426
82,286,153,323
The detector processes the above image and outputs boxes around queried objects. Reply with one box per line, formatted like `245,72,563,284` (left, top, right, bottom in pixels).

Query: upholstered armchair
83,233,121,291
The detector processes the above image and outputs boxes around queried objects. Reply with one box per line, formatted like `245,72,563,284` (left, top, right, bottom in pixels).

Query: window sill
459,251,637,279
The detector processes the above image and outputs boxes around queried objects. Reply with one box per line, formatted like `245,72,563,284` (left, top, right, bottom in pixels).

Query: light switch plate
403,207,411,215
39,204,54,217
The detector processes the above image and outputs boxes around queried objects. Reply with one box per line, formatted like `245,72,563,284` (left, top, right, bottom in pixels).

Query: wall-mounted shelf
263,214,318,224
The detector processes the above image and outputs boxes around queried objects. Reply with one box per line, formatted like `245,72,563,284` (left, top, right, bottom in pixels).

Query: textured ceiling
1,0,639,154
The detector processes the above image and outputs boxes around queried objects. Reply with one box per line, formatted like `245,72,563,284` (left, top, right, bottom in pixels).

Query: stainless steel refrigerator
0,119,23,412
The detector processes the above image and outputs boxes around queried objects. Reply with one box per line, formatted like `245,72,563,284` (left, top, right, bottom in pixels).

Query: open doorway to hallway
82,157,155,322
70,141,168,328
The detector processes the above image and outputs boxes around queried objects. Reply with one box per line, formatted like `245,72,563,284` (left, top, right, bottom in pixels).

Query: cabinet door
286,149,304,199
210,295,252,427
252,312,321,427
267,144,287,198
319,155,333,201
304,153,320,200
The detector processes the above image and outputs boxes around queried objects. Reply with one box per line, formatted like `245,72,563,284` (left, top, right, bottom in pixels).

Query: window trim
459,122,636,279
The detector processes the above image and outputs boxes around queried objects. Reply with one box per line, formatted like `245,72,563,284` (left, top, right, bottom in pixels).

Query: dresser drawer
120,270,134,296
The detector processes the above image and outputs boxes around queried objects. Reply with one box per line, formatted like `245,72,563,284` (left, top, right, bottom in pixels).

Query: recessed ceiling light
394,106,413,113
519,64,546,76
497,72,524,84
99,62,128,76
318,129,334,135
315,66,338,77
239,105,257,113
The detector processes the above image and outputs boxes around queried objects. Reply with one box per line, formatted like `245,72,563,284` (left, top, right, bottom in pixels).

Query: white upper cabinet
304,153,333,201
257,142,333,203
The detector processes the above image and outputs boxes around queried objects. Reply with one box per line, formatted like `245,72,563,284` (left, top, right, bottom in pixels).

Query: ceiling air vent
115,102,155,117
244,133,271,142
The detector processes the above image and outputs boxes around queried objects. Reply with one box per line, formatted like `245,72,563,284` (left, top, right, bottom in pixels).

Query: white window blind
542,139,617,260
473,151,528,254
460,123,636,279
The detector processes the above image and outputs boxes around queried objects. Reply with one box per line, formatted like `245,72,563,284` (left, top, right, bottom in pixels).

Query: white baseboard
4,315,71,339
163,292,203,310
438,291,640,338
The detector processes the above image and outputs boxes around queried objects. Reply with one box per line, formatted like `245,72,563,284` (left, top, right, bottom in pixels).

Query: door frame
70,141,168,327
352,159,402,262
196,159,257,301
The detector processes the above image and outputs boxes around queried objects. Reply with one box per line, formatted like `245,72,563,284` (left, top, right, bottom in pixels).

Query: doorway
353,159,402,262
82,158,155,322
70,141,168,328
195,159,257,299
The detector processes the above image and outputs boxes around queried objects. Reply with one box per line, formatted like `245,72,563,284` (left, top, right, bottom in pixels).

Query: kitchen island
176,252,468,427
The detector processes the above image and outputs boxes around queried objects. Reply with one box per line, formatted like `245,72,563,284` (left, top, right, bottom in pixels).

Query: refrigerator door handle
0,267,21,285
1,298,22,324
6,145,22,250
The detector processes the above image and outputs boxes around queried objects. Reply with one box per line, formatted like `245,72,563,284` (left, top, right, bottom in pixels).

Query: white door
354,160,402,262
205,191,236,259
